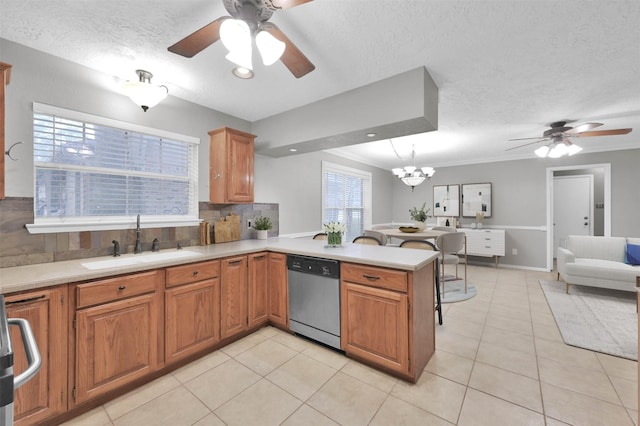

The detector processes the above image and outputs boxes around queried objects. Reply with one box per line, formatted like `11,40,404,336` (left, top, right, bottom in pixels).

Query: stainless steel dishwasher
287,255,341,350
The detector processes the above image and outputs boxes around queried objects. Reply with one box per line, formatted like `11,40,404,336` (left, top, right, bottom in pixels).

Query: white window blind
321,161,372,242
29,103,199,233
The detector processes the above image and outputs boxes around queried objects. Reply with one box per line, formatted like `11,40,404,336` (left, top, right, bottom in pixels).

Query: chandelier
534,136,582,158
391,143,435,191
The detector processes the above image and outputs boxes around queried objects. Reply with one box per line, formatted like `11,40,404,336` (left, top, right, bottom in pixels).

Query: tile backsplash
0,198,278,268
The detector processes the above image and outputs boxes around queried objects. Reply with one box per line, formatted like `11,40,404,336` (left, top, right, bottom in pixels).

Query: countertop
0,238,439,294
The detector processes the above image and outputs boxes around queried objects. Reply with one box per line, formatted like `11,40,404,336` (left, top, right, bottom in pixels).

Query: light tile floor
62,265,638,426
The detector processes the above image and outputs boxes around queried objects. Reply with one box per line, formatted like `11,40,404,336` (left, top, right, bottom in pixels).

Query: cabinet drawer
166,260,220,287
77,271,160,308
341,263,407,292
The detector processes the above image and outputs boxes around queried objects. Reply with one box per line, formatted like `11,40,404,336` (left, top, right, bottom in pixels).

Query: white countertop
0,238,438,294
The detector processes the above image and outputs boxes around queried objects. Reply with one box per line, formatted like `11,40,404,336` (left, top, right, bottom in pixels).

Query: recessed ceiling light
232,67,254,79
366,133,376,138
289,148,297,152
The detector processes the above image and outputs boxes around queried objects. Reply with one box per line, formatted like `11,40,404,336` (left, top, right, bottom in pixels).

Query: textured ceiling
1,0,639,169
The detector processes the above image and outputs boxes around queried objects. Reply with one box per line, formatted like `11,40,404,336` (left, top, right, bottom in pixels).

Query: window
28,103,199,233
321,161,372,242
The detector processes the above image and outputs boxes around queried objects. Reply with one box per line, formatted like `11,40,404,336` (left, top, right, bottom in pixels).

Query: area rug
540,280,637,361
441,279,477,303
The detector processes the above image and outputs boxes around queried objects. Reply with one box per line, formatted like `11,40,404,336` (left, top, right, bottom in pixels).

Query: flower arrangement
323,221,346,247
253,216,273,230
409,202,431,222
322,221,347,234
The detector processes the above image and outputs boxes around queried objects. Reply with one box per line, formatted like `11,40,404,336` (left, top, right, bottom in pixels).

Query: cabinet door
226,130,254,203
209,127,255,204
341,282,409,375
248,252,269,328
75,292,159,404
6,286,68,425
268,253,288,327
165,278,220,364
220,256,248,339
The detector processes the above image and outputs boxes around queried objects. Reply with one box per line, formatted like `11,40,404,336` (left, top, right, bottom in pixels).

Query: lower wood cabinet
268,252,288,327
220,256,248,339
341,282,409,374
164,261,221,364
248,252,269,328
5,286,68,425
73,270,163,405
340,261,435,382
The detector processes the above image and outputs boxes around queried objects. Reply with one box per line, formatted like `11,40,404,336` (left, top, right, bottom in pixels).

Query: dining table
372,228,450,241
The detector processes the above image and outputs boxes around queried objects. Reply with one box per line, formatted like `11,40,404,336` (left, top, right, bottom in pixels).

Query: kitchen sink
81,250,203,270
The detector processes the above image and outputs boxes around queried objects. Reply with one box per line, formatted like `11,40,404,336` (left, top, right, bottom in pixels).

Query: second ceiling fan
507,121,632,157
168,0,315,78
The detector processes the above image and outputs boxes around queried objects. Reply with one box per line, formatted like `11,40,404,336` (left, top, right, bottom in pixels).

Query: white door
553,175,593,257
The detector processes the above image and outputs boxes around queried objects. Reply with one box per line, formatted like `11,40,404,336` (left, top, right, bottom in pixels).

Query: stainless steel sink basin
81,250,203,270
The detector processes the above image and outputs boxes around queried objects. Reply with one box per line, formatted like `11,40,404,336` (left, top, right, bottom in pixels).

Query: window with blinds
321,161,372,242
30,103,199,232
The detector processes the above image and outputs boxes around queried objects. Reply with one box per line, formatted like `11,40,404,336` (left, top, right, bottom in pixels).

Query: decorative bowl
399,226,419,233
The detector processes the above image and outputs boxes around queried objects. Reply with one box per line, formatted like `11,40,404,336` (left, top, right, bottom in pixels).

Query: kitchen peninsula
0,238,438,425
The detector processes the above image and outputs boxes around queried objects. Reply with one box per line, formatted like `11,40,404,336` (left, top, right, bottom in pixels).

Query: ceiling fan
506,121,632,158
168,0,315,78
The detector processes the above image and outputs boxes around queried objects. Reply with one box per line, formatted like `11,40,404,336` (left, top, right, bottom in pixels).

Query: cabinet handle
228,259,243,265
253,254,267,259
118,286,126,290
193,271,199,276
362,274,380,281
6,295,46,305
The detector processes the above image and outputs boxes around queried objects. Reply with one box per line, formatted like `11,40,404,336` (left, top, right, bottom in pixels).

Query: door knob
584,222,588,226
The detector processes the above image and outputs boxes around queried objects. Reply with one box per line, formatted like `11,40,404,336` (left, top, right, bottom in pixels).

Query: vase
257,229,268,240
414,221,426,231
327,232,342,247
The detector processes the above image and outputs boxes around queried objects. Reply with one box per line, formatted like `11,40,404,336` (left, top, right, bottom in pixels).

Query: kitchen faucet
134,214,143,254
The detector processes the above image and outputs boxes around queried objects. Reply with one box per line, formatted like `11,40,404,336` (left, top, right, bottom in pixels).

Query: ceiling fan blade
262,22,315,78
505,139,547,151
564,122,603,135
269,0,313,9
168,16,229,58
574,128,632,137
508,136,546,141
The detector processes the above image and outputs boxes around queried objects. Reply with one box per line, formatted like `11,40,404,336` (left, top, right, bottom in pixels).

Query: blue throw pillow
626,243,640,265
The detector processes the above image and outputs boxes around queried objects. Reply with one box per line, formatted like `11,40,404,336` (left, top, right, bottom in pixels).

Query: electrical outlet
512,248,518,256
247,219,252,229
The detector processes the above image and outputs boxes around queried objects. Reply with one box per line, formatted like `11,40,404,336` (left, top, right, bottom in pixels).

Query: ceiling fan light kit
122,70,168,112
168,0,315,79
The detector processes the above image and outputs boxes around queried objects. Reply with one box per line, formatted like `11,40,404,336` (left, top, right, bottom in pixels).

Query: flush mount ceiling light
534,135,583,158
122,70,168,112
390,140,435,191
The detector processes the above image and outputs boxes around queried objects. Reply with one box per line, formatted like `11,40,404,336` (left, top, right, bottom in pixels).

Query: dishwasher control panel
287,255,340,279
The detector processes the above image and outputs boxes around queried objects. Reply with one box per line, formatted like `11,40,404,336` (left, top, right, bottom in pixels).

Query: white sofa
557,235,640,293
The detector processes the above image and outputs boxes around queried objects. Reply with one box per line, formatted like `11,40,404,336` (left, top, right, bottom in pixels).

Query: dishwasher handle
8,318,41,389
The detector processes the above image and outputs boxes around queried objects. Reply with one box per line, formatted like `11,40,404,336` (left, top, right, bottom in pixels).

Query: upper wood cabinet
209,127,255,204
0,62,11,200
5,285,68,425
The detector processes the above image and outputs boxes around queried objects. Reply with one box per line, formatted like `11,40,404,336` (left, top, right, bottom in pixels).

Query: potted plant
322,221,346,247
253,216,272,240
409,202,430,230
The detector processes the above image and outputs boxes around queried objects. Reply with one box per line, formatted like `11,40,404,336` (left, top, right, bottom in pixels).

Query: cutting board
213,213,241,243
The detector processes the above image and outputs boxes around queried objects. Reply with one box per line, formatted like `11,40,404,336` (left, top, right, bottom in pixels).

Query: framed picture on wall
462,182,492,217
433,184,460,217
